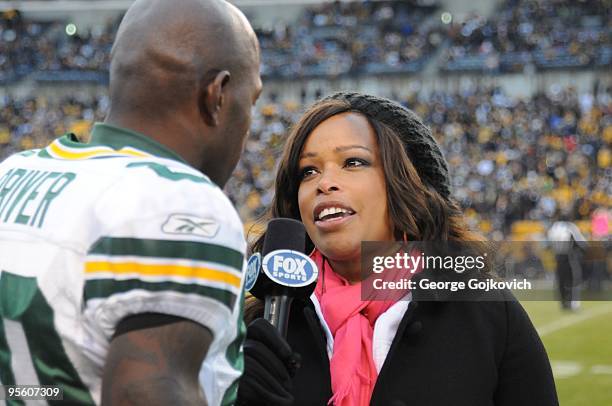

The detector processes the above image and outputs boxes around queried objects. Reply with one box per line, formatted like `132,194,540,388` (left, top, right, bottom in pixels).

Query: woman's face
297,112,395,263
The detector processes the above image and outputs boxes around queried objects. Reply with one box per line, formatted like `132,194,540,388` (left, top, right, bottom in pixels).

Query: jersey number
0,271,94,404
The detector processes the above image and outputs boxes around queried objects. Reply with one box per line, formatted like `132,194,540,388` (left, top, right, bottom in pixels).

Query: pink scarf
311,250,401,406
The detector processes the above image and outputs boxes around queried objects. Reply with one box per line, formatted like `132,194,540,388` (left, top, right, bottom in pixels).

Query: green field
522,301,612,406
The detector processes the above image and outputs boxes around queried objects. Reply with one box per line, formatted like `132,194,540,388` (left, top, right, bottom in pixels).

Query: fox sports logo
245,253,261,292
262,249,318,288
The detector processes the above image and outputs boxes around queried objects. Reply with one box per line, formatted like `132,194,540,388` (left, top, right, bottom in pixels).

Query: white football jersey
0,124,246,405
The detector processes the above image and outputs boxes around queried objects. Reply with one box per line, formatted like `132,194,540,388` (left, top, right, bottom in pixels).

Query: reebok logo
162,214,219,238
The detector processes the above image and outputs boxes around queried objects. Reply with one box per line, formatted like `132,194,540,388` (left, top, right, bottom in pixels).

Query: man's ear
198,70,231,127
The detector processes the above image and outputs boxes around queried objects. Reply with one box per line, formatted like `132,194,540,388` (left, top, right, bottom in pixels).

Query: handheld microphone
246,218,318,337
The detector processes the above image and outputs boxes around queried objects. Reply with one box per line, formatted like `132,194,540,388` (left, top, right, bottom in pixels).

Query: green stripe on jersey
0,272,95,405
17,150,39,157
37,149,52,158
84,279,237,309
89,237,244,271
127,162,211,184
221,289,246,406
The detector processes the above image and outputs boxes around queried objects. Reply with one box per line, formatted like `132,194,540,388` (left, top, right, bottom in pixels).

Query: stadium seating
442,0,611,72
2,86,609,240
0,1,610,239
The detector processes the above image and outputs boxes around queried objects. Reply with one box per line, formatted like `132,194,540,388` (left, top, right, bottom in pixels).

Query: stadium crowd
2,85,610,240
257,0,443,77
1,1,444,81
1,9,116,82
0,10,52,83
443,0,611,72
1,0,610,239
3,0,609,83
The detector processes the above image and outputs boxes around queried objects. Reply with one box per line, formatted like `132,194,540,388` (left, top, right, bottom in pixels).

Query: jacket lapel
370,300,420,405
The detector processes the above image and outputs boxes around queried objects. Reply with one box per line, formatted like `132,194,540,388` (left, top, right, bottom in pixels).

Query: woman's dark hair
245,95,488,323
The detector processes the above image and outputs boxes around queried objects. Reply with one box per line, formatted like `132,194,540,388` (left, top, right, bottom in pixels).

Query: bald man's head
106,0,262,186
109,0,258,115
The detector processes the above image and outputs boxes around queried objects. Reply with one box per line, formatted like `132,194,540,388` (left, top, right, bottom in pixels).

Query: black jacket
286,292,558,406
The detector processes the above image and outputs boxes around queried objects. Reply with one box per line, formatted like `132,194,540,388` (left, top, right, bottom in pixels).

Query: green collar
87,123,188,164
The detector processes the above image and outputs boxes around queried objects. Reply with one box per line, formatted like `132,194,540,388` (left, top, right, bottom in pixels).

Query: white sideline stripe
550,361,582,379
550,362,612,378
591,365,612,375
537,304,612,337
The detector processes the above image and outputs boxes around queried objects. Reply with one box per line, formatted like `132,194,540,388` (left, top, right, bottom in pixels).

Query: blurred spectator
591,207,610,240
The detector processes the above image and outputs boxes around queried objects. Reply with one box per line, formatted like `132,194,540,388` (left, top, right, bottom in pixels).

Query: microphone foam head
262,218,306,255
